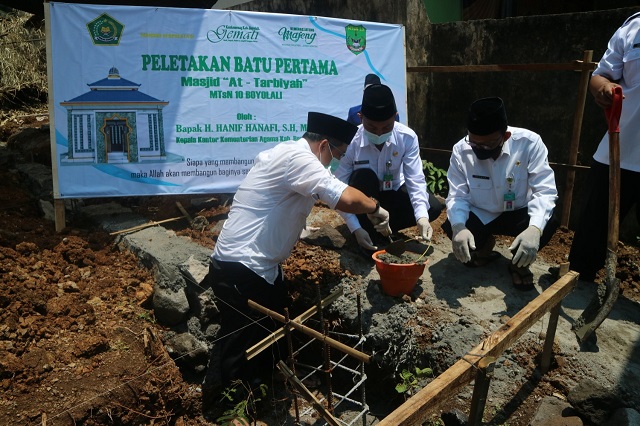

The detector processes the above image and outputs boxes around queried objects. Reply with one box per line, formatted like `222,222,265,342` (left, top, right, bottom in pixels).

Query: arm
444,144,472,226
589,74,622,109
401,133,430,220
525,137,557,231
335,187,377,214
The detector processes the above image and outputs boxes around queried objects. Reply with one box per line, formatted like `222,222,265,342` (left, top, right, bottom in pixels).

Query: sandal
463,251,501,268
508,264,535,291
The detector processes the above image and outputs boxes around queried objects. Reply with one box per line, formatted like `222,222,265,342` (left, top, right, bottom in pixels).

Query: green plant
395,366,433,398
137,311,155,323
422,160,448,196
217,380,268,425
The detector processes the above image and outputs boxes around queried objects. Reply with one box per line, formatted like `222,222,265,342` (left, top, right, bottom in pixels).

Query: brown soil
1,108,639,425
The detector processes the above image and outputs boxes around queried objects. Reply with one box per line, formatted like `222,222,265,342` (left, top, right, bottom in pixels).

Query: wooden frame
379,270,579,425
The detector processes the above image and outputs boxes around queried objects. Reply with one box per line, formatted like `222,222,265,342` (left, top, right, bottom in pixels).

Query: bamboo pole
247,299,370,363
561,50,594,227
407,61,596,73
109,216,185,235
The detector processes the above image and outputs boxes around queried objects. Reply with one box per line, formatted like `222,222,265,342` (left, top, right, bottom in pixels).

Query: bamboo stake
109,216,185,235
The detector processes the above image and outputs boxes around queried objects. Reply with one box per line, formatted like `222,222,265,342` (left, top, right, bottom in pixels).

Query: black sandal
463,251,501,268
508,264,535,291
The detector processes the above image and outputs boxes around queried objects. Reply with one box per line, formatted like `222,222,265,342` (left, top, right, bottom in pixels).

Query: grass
0,9,47,107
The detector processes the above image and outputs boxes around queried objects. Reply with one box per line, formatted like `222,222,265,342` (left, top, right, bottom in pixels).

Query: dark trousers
441,207,559,252
208,259,287,386
569,160,640,280
348,168,443,236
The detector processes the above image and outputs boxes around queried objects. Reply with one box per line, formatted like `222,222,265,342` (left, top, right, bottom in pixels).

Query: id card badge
503,191,515,211
382,160,393,191
383,173,393,191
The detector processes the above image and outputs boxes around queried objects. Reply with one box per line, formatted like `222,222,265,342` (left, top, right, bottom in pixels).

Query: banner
47,2,406,198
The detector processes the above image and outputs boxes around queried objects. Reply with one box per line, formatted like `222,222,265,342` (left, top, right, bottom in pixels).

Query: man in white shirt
208,112,390,387
569,12,640,281
443,97,558,290
335,83,443,254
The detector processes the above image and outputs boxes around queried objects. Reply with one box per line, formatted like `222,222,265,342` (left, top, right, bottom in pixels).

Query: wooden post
468,356,496,426
561,50,594,227
540,304,561,374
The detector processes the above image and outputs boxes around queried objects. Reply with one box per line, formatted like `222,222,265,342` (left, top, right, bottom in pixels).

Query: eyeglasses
329,143,347,159
464,133,504,150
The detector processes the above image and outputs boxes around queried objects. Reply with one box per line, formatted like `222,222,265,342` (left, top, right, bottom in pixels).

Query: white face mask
365,129,392,145
327,157,340,174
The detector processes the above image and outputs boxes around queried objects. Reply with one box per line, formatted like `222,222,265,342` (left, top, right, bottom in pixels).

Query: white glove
367,205,392,237
416,217,433,242
452,223,475,264
353,228,377,251
509,225,541,268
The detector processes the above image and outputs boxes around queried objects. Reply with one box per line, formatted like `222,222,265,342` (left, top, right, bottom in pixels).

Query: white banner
47,2,406,198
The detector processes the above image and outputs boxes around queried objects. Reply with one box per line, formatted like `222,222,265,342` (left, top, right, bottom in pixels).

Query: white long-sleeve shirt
592,12,640,172
446,126,557,231
213,138,348,284
334,122,430,232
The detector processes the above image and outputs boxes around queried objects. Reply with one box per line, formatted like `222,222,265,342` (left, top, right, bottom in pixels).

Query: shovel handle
605,86,623,134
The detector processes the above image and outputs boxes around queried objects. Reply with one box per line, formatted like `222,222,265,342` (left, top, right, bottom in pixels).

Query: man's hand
367,206,392,236
417,217,433,242
452,223,475,264
509,225,541,268
353,228,377,251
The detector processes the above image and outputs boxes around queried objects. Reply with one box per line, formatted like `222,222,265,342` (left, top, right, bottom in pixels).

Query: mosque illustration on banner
59,67,171,164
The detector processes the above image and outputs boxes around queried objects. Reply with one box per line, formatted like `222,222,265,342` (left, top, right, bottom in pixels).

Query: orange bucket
372,250,427,297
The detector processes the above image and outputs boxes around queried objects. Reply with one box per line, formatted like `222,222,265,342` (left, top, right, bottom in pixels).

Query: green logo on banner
345,24,366,55
87,13,124,46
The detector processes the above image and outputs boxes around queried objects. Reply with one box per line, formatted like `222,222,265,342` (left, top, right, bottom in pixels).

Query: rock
603,407,640,426
568,378,621,425
530,396,582,426
153,286,190,326
300,225,346,249
164,332,208,372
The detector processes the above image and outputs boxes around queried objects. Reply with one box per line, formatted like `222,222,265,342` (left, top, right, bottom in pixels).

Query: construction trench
241,265,578,426
75,196,637,426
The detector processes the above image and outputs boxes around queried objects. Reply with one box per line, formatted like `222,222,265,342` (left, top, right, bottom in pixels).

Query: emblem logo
345,24,366,55
87,13,124,46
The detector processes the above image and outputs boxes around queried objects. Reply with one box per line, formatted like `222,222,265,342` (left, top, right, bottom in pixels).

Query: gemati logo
86,13,124,46
207,25,259,43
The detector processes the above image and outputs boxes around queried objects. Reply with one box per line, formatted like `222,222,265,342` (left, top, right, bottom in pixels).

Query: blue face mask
364,129,392,145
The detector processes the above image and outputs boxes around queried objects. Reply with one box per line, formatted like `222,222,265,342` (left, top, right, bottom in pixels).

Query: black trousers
569,160,640,280
441,207,559,253
348,168,443,236
208,259,287,386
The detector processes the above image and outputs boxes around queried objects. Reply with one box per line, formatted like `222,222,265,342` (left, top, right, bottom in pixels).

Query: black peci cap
467,97,508,136
364,73,381,88
307,112,358,144
360,84,397,121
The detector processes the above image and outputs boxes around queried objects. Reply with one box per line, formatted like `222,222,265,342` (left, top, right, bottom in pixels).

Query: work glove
509,225,541,268
353,228,377,251
367,206,392,237
451,223,475,264
416,217,433,242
